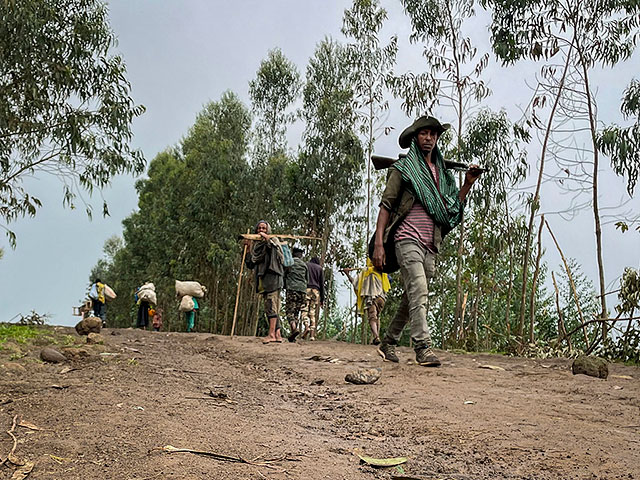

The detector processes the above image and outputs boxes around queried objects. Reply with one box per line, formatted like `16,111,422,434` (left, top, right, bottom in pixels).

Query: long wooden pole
231,230,250,338
239,233,320,241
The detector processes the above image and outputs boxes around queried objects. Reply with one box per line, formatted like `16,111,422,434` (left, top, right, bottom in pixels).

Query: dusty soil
1,327,639,480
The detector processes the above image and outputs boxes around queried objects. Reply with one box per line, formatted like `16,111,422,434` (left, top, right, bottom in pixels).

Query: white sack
104,284,117,301
138,288,157,305
179,295,195,312
175,280,206,298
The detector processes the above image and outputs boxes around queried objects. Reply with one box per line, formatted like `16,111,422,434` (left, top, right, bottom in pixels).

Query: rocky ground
1,326,638,479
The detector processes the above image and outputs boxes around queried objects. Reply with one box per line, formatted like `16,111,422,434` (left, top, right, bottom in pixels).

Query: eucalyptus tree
600,79,640,198
462,109,529,343
0,0,145,246
299,38,364,259
391,0,492,336
95,92,255,332
248,48,302,163
180,91,254,332
298,38,365,336
341,0,397,247
483,0,640,342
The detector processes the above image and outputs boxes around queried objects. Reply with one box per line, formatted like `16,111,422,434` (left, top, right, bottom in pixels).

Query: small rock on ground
40,347,67,363
345,367,382,385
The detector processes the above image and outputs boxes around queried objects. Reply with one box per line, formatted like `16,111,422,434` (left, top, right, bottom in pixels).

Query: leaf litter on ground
354,448,407,467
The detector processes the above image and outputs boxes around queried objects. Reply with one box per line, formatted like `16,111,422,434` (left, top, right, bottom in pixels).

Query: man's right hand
372,243,386,270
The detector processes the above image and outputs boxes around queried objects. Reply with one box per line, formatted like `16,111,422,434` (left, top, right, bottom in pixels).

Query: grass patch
9,352,28,361
0,324,43,348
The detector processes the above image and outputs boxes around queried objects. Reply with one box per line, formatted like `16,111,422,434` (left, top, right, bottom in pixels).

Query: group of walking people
246,114,483,367
90,114,482,370
244,220,325,344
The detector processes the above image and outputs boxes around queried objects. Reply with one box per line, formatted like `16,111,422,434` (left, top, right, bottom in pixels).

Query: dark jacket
307,259,325,302
284,257,309,292
246,240,284,293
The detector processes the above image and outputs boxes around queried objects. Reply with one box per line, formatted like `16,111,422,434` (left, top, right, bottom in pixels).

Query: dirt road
1,327,638,479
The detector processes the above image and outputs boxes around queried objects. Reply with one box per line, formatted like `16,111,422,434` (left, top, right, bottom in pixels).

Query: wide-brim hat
398,116,451,149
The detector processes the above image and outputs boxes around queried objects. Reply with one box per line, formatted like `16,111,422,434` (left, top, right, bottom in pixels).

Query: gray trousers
383,240,435,349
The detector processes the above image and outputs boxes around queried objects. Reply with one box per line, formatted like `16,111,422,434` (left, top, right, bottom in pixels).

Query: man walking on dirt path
301,256,324,341
284,247,308,342
372,116,482,366
245,220,285,344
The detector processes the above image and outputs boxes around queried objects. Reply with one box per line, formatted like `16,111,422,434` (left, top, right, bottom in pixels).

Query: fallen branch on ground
1,415,18,466
155,445,298,472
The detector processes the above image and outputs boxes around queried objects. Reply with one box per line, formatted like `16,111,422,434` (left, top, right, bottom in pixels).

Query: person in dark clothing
284,247,309,342
135,283,152,329
137,299,150,329
245,220,285,344
301,256,324,341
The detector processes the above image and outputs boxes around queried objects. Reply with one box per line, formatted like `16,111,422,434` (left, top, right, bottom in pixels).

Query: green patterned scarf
392,139,464,236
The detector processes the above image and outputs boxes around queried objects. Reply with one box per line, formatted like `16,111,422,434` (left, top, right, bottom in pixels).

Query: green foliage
391,0,490,116
249,48,301,161
617,267,640,316
484,0,639,66
0,0,145,246
0,323,43,347
598,267,640,363
599,79,640,196
93,91,255,331
342,0,398,255
342,0,397,146
299,38,365,264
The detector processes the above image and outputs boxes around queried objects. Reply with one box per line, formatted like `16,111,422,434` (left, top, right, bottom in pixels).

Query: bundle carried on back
104,284,117,301
179,295,195,312
175,280,207,298
137,282,157,305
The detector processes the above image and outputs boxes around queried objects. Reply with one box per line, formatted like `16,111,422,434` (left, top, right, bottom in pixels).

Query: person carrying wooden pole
243,220,285,344
371,116,483,366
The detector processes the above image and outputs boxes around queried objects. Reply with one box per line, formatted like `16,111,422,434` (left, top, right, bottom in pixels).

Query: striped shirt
394,160,438,253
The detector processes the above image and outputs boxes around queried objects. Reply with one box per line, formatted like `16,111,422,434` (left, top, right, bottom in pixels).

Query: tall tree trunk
442,0,466,345
487,249,498,350
366,90,374,256
576,43,608,341
517,44,573,342
551,271,571,350
528,214,545,343
502,188,516,332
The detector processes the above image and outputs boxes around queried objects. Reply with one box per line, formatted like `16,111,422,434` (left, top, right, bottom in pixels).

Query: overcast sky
1,0,638,327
